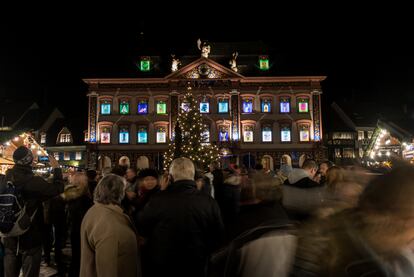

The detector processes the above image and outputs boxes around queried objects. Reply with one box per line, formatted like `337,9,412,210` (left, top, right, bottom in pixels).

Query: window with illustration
280,97,290,113
181,102,190,112
156,101,167,114
218,99,229,113
100,127,111,144
138,100,148,114
119,127,129,144
137,126,148,144
299,124,310,142
202,127,210,143
101,101,111,115
297,98,309,113
219,126,229,142
261,99,271,113
262,126,272,142
242,99,253,113
119,100,129,115
199,101,210,113
281,125,291,142
243,125,254,142
156,127,167,143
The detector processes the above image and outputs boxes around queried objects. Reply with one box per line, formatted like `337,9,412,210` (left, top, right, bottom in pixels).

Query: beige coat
80,203,140,277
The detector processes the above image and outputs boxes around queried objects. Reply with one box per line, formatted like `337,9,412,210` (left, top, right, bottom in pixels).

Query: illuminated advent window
219,126,229,142
299,124,310,142
181,102,190,112
297,98,309,113
54,152,60,161
100,127,111,144
202,128,210,143
139,57,150,71
200,101,210,113
119,100,129,115
156,127,167,143
137,126,148,144
242,99,253,113
243,126,254,142
119,127,129,144
138,100,148,114
262,126,272,142
281,126,291,142
261,99,271,113
156,101,167,114
101,101,111,115
259,55,269,71
218,99,229,113
280,97,290,113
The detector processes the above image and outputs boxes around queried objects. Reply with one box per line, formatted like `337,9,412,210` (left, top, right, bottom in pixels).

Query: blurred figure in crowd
291,166,414,276
61,172,93,277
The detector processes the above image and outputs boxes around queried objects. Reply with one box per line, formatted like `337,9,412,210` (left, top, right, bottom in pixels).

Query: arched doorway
261,155,274,171
98,155,112,170
119,156,130,168
136,156,149,170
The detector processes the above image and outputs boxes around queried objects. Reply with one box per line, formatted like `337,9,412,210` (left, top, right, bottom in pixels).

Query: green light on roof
140,60,150,71
259,56,269,71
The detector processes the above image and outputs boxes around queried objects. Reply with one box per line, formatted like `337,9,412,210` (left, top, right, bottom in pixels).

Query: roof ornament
229,51,238,72
197,38,211,58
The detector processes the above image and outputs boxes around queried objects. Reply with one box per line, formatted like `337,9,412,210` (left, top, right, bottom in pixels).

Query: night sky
1,7,414,128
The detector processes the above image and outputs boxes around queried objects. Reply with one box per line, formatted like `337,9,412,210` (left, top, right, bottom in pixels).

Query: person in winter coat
284,159,321,188
291,166,414,276
3,146,64,277
86,169,98,196
282,159,324,220
138,157,224,277
132,168,160,214
80,174,140,277
61,172,93,277
218,164,242,227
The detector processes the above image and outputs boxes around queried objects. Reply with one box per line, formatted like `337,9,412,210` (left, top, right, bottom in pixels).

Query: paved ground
38,246,72,277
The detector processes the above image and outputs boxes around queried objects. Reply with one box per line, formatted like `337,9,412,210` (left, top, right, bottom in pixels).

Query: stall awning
0,157,14,165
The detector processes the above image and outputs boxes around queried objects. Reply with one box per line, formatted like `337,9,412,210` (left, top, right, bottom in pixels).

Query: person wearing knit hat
133,168,160,213
13,146,34,166
4,147,64,277
138,168,159,180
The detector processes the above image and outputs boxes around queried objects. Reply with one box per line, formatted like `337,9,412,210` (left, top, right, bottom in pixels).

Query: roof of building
44,115,85,146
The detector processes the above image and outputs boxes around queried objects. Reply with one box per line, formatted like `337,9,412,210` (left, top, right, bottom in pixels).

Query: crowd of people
1,145,414,276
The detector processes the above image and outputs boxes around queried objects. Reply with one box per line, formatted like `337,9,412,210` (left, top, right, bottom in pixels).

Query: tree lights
164,86,219,170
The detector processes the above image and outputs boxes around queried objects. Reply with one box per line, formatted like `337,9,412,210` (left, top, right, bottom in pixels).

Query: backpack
0,173,36,237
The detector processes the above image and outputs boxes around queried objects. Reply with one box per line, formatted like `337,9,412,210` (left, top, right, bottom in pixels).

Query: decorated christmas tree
164,87,220,170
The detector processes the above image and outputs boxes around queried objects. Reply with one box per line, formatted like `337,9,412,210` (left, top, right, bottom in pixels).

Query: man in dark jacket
3,146,64,277
138,157,224,277
284,159,321,188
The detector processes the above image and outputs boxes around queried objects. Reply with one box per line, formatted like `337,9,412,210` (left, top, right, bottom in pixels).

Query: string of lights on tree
164,86,220,170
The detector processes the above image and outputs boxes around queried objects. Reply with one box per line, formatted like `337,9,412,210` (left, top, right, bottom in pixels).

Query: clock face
198,64,211,76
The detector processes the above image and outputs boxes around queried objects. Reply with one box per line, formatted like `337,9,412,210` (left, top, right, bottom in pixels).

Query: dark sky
1,7,414,126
